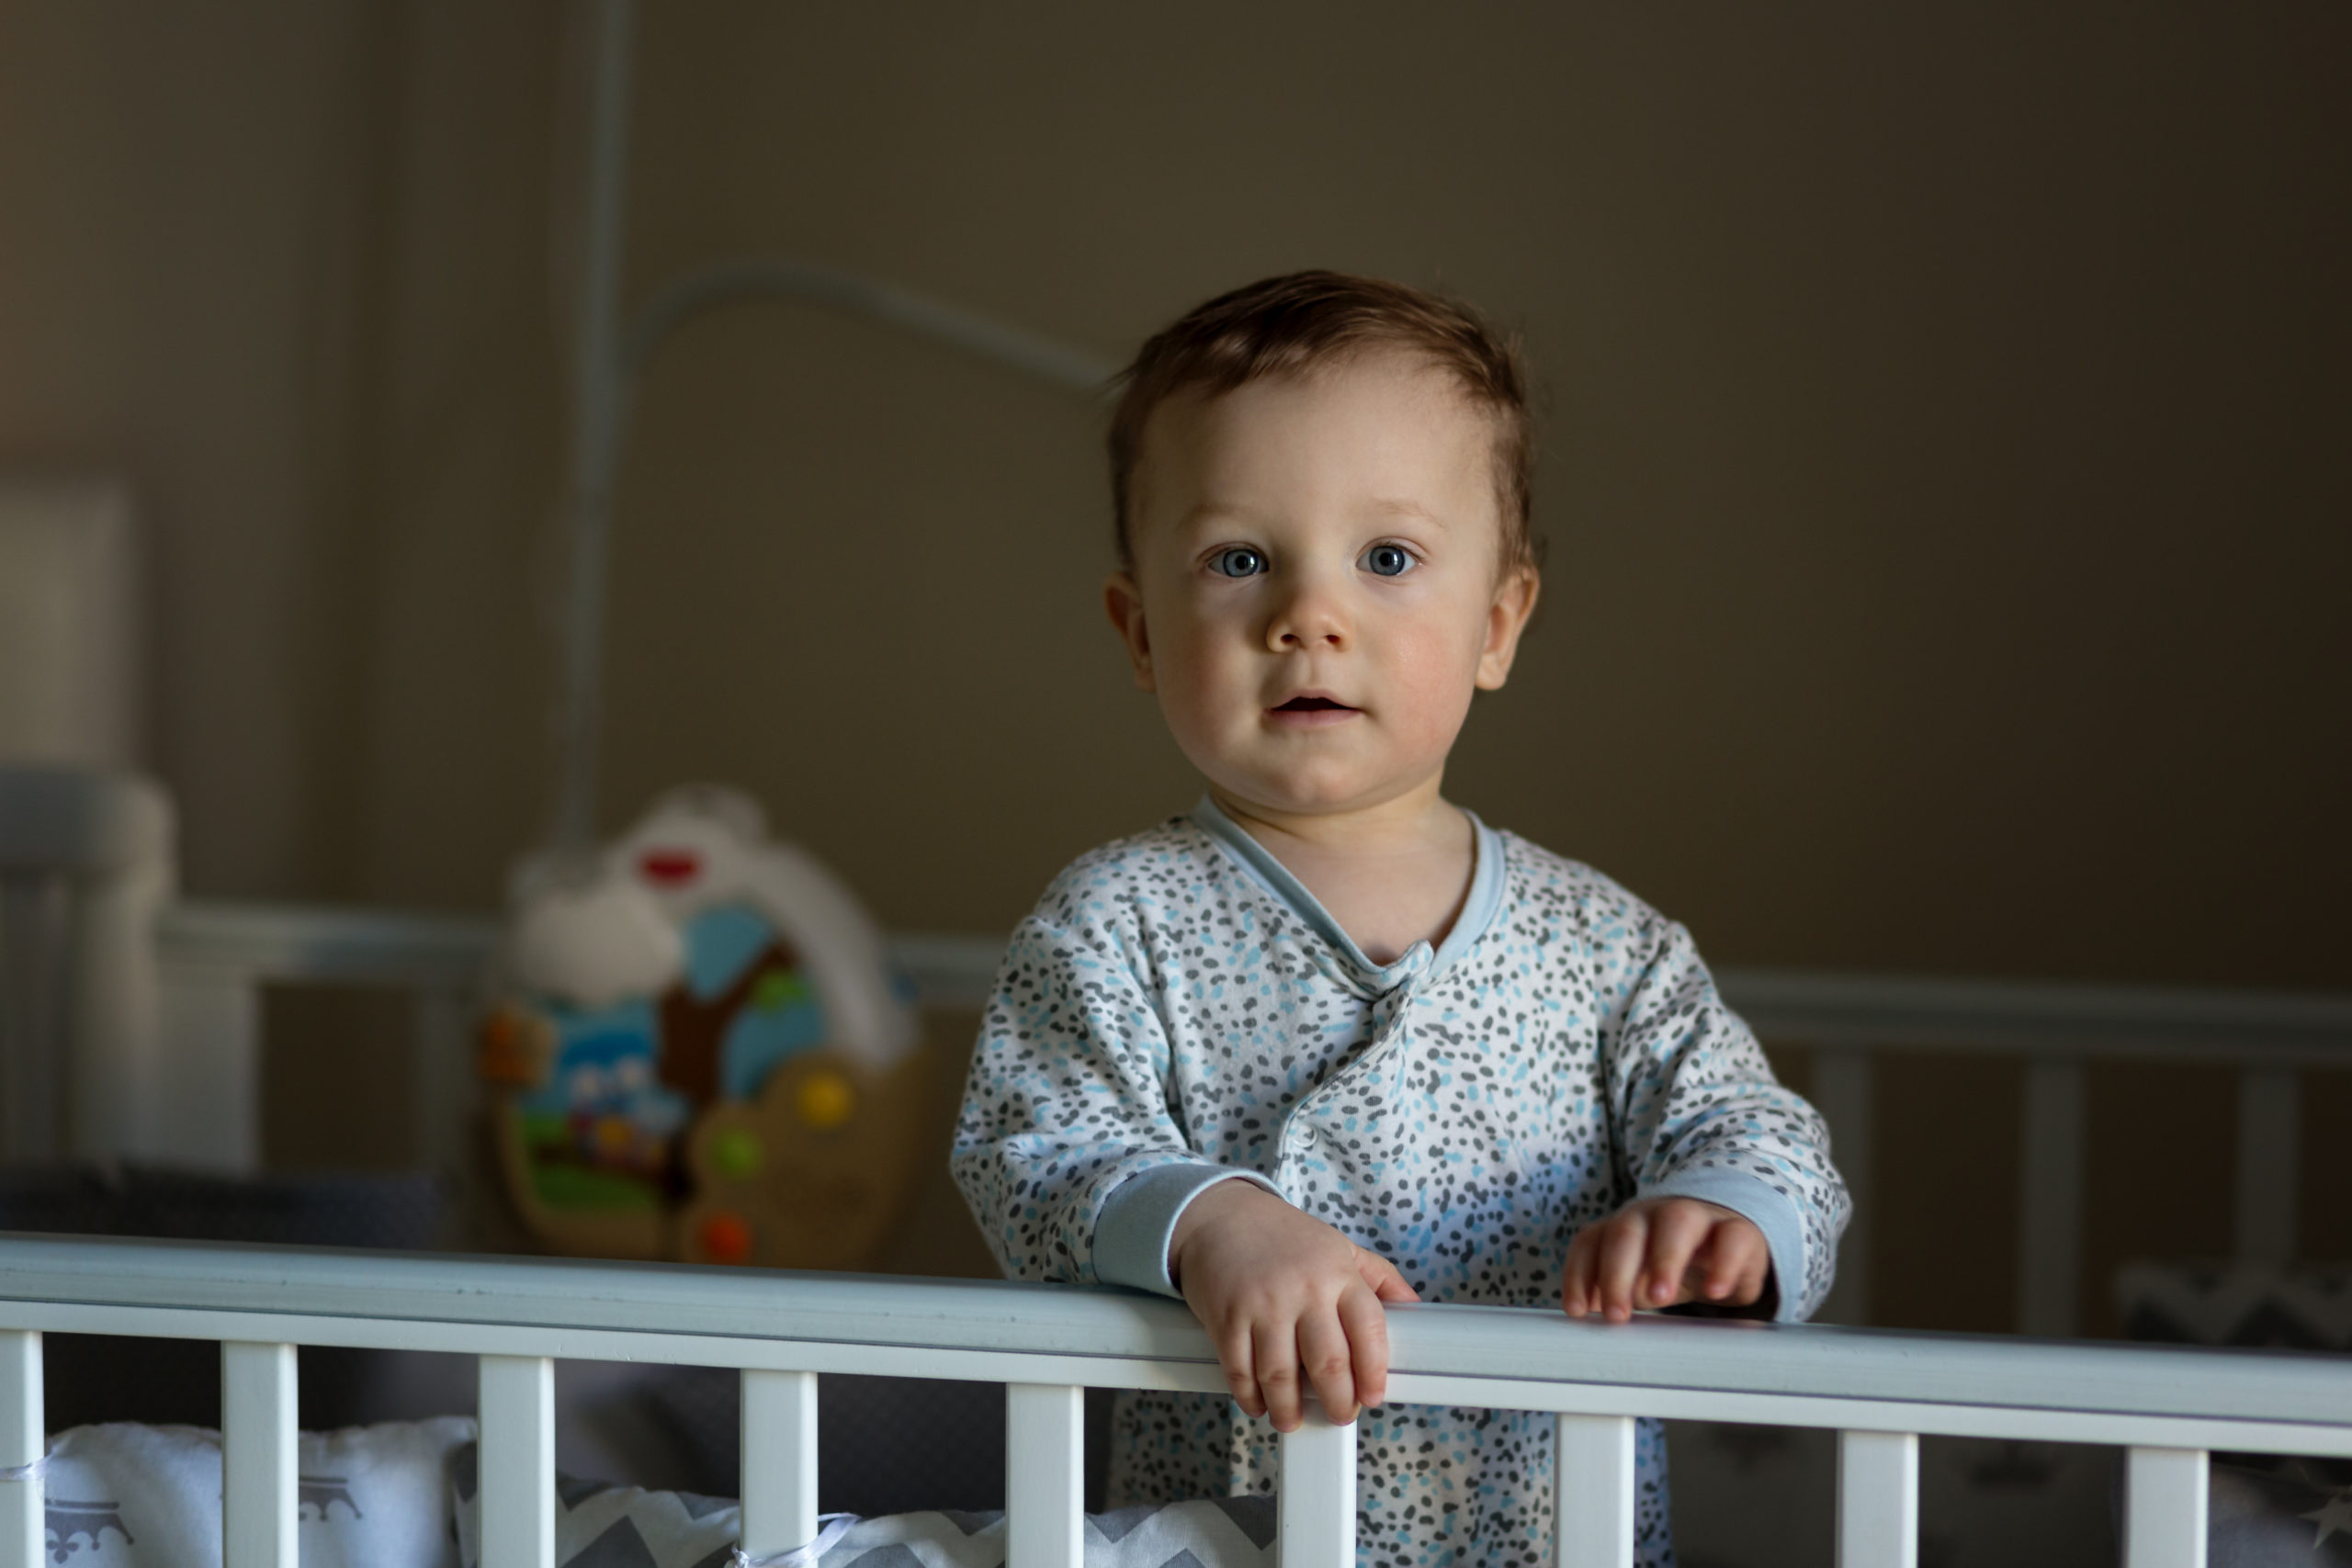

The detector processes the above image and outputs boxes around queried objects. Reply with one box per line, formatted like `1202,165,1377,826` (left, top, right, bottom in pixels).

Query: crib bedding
43,1417,469,1568
37,1417,1273,1568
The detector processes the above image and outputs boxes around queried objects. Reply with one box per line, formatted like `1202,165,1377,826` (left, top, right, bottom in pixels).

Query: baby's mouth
1268,694,1361,726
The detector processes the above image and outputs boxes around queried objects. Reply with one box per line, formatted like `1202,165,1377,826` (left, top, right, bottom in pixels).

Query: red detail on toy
698,1212,752,1264
638,849,701,886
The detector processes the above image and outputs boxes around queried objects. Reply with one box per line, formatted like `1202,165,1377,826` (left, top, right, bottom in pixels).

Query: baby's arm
948,885,1409,1425
1168,1180,1419,1430
1579,911,1850,1324
951,897,1238,1291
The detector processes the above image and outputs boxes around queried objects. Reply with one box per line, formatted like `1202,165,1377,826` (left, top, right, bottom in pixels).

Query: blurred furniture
1744,972,2352,1331
0,476,167,1167
0,764,173,1165
0,769,453,1438
0,477,143,771
155,899,493,1177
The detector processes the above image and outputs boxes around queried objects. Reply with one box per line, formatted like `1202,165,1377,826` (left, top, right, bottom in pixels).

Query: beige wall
3,0,2344,987
0,1,566,900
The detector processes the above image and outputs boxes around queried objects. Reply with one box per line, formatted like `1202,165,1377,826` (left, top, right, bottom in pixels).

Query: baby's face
1108,353,1539,819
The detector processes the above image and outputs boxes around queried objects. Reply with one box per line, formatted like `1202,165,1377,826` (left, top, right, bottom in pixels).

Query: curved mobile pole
548,0,1116,853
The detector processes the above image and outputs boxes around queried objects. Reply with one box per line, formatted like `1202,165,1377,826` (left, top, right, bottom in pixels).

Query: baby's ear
1103,571,1156,693
1475,565,1542,691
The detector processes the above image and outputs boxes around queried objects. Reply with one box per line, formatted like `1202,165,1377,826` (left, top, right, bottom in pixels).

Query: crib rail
1734,970,2352,1333
0,1235,2345,1565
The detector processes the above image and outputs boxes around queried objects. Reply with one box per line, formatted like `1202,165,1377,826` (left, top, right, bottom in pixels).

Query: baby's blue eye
1362,543,1415,578
1211,547,1265,578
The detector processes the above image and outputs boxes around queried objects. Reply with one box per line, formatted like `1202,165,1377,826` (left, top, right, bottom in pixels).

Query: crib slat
2017,1061,2085,1337
222,1342,297,1568
1277,1405,1356,1568
0,1331,41,1568
741,1370,819,1557
1555,1413,1634,1566
1837,1430,1917,1568
1810,1049,1876,1325
480,1355,555,1568
1006,1383,1083,1568
2234,1067,2300,1263
2124,1447,2208,1568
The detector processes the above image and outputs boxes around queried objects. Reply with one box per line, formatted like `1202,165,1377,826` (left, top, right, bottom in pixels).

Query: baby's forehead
1130,356,1507,522
1153,349,1481,431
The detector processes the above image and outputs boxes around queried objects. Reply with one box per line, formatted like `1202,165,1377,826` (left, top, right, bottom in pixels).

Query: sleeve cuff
1094,1162,1281,1297
1641,1167,1812,1323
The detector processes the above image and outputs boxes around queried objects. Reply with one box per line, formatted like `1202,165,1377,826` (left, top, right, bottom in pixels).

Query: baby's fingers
1355,1247,1420,1304
1336,1282,1391,1413
1698,1220,1772,1305
1595,1212,1651,1323
1253,1318,1306,1433
1297,1306,1360,1427
1643,1201,1715,1309
1561,1226,1601,1317
1213,1321,1264,1420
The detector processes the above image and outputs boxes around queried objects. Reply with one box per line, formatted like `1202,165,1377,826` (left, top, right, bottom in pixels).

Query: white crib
0,1232,2346,1568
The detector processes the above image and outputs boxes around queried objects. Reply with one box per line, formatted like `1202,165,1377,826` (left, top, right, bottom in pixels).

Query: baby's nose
1265,585,1351,649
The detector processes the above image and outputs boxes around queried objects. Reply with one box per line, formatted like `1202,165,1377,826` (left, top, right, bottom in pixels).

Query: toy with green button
680,1048,922,1269
478,785,922,1267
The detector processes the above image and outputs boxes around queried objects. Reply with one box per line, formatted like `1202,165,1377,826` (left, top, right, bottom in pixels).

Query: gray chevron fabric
2118,1262,2352,1349
447,1439,1274,1568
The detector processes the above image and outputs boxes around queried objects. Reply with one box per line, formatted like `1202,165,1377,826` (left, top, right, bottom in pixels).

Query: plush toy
480,786,921,1267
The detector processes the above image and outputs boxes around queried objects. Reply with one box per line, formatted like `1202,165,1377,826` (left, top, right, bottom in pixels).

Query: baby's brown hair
1109,270,1536,574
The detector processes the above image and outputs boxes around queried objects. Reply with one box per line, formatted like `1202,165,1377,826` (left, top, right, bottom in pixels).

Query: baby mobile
479,786,922,1268
498,1,1110,1270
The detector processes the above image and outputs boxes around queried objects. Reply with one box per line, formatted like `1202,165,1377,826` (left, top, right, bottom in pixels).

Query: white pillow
43,1416,472,1568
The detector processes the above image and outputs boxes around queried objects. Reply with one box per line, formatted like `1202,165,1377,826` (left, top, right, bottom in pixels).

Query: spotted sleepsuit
951,801,1849,1567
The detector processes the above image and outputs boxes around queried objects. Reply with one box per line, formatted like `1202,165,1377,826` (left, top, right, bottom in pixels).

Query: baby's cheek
1154,684,1230,776
1151,642,1265,772
1377,634,1483,755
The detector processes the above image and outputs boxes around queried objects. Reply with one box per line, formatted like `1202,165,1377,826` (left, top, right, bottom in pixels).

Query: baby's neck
1212,787,1476,965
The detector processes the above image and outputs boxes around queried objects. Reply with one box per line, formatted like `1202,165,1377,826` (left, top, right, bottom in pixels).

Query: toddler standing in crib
951,272,1849,1567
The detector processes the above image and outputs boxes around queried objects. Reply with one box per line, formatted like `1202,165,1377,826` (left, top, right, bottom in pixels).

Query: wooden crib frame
1,1233,2347,1567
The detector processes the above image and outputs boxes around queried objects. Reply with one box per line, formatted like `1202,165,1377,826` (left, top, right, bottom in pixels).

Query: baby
952,272,1848,1566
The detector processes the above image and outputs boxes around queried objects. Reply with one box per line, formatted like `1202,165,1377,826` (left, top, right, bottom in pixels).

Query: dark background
2,3,2345,1337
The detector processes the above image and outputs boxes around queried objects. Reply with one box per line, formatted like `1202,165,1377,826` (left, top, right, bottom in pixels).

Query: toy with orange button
479,786,923,1269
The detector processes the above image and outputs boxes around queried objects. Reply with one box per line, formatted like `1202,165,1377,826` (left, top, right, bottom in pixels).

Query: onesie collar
1188,795,1505,985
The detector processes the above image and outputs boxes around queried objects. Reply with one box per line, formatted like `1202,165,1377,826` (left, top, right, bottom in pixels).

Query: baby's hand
1168,1180,1419,1431
1561,1197,1770,1323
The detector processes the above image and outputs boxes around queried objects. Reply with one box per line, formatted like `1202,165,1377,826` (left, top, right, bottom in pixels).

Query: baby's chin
1197,757,1442,822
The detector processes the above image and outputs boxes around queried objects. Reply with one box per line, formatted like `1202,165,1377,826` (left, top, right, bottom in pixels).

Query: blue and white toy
480,785,919,1264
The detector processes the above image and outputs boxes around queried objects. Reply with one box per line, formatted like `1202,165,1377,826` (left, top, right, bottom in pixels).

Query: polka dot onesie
952,801,1849,1567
